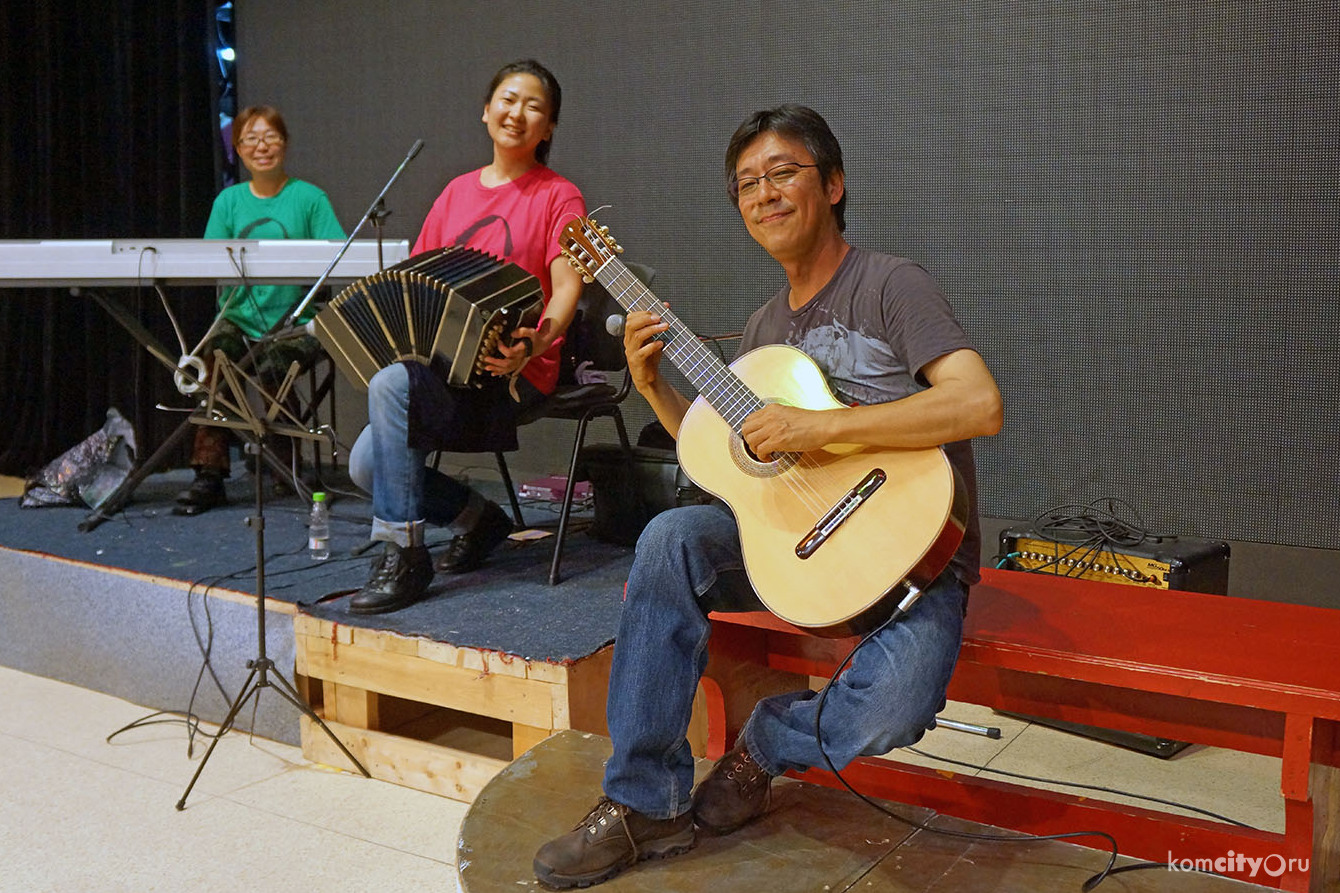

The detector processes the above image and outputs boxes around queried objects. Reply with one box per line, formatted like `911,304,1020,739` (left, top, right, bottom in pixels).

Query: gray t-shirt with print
738,246,982,586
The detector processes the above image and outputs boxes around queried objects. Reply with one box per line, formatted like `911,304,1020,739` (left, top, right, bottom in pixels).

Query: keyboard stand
76,287,316,531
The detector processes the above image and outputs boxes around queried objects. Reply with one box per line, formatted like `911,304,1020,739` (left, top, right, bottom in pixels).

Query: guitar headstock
560,216,622,283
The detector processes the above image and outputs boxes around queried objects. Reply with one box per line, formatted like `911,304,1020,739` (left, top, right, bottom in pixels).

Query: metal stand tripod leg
175,656,369,810
175,437,368,810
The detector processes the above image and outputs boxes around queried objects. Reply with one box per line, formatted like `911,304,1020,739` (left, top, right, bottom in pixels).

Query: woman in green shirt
175,105,345,515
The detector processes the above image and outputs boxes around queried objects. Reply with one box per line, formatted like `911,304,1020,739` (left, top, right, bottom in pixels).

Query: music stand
76,293,323,532
175,352,369,810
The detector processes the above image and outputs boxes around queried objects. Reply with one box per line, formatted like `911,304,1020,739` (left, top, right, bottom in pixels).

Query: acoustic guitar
560,216,966,636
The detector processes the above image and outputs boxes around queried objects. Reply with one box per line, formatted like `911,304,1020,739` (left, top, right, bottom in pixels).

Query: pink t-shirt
413,165,585,393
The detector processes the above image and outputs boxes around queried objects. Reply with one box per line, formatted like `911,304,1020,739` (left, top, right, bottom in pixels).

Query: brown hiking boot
533,797,694,889
691,740,774,834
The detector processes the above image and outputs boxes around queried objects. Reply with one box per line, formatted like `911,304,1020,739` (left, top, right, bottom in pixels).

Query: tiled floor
881,700,1284,835
0,665,467,893
0,661,1284,893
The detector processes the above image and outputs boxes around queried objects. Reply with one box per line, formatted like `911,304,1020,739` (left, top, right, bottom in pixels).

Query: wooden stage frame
293,615,612,802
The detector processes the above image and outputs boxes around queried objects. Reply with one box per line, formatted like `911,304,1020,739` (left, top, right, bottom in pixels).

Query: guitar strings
585,249,814,500
602,263,846,515
602,262,842,513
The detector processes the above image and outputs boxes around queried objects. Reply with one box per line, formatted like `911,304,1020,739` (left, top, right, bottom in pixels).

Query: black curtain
0,0,219,477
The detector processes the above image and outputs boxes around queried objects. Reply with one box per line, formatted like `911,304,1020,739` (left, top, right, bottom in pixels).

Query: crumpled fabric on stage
21,407,137,510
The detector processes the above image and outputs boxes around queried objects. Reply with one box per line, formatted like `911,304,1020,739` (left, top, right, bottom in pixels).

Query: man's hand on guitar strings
742,403,832,461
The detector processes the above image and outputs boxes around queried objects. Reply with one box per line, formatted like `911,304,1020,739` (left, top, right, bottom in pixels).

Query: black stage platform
1,468,635,662
0,467,635,743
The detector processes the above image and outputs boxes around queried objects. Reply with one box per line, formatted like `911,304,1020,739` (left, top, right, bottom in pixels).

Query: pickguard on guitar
560,216,966,636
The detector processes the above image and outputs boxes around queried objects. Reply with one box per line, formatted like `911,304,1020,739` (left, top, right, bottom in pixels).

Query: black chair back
558,262,654,383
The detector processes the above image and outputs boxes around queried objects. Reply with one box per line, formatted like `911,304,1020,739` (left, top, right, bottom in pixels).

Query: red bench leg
699,622,807,761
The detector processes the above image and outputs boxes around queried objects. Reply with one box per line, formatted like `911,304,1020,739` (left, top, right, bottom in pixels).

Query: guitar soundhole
729,433,797,478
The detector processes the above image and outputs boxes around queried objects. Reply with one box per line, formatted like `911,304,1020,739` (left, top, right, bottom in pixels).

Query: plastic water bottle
308,491,330,560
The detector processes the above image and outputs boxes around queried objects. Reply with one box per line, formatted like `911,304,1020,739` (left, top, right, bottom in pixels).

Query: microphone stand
284,138,423,328
237,137,424,495
369,198,392,270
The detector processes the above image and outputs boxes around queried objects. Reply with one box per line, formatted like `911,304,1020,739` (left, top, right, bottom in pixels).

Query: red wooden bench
701,566,1340,891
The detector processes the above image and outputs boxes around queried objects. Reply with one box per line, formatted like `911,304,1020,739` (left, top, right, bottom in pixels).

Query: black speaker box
998,528,1230,594
576,444,711,546
997,527,1231,758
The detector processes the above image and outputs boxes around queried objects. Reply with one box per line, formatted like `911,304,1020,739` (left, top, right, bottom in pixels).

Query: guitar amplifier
997,527,1230,757
998,528,1230,595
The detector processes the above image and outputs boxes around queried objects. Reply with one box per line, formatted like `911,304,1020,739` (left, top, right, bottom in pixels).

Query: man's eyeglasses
729,163,819,200
238,133,285,149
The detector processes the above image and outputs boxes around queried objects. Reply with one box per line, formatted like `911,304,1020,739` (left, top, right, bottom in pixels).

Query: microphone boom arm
283,138,424,329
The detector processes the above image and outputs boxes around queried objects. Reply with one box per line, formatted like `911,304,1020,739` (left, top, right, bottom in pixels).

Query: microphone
406,138,425,161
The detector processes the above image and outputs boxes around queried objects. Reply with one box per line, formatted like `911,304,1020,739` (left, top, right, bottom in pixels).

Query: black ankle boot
172,470,227,516
436,501,513,573
349,542,434,614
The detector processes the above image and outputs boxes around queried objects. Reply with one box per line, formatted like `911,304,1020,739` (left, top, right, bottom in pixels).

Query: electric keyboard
0,239,411,287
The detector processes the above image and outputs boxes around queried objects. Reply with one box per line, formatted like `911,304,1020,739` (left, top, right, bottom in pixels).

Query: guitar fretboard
594,259,764,434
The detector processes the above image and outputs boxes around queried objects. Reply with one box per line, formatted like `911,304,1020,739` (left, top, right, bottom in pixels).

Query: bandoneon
312,246,542,390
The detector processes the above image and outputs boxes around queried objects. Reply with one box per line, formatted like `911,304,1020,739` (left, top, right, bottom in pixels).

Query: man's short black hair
725,104,846,232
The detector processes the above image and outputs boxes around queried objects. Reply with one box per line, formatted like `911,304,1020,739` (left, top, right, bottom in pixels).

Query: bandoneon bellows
312,246,542,389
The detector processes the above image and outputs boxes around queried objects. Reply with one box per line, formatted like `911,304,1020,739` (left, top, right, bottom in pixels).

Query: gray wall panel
237,2,1340,559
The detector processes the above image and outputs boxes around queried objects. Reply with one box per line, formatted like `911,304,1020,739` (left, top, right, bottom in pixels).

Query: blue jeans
602,502,968,820
348,364,470,546
349,363,545,545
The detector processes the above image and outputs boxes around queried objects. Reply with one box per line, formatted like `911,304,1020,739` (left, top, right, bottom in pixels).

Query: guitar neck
593,258,763,433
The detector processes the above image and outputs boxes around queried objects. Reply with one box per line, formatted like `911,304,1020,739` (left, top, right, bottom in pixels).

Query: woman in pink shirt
347,59,586,614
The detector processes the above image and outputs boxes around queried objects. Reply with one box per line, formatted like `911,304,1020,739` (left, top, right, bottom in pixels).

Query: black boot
436,500,513,573
349,542,434,614
173,469,228,516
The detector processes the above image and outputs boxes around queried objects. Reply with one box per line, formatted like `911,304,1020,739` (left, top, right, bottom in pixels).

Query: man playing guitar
535,104,1003,889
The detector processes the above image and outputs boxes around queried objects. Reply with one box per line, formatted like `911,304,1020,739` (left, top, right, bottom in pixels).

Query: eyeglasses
238,133,285,149
729,163,819,200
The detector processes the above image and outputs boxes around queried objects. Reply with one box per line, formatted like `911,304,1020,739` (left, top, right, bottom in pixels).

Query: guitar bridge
795,469,886,559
